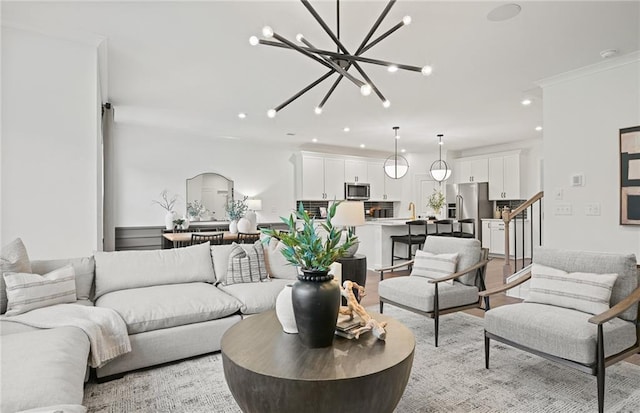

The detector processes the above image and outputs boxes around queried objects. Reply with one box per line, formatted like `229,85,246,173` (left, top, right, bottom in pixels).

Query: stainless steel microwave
345,183,370,200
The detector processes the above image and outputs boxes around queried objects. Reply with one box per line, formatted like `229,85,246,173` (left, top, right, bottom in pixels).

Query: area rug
84,307,640,412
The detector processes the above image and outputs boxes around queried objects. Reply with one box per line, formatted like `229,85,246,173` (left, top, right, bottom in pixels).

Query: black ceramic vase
291,270,340,348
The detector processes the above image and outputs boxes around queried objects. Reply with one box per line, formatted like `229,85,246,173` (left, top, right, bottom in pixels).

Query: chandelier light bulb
267,109,276,118
402,16,412,25
296,33,304,43
262,26,274,38
383,100,391,108
249,36,259,46
314,106,323,115
421,65,433,76
387,65,398,73
360,84,372,96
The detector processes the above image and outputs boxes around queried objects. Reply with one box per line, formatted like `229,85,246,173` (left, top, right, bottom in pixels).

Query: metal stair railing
503,191,544,280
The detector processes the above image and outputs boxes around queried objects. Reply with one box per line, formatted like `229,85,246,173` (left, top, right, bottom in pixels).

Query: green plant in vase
261,201,357,348
225,196,248,233
427,189,446,217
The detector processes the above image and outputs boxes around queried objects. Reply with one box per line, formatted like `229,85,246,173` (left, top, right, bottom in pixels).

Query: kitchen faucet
408,202,416,220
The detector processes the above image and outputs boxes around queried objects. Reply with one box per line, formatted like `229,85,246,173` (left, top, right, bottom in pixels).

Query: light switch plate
585,203,601,216
554,203,572,215
554,188,563,200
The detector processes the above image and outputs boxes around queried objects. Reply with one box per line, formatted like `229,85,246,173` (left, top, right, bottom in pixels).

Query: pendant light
429,134,451,182
384,126,409,179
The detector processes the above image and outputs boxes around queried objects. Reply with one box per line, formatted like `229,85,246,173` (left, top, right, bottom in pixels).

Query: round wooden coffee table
221,310,415,413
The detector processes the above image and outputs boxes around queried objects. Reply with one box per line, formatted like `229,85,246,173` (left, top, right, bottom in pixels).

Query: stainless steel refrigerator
454,182,494,240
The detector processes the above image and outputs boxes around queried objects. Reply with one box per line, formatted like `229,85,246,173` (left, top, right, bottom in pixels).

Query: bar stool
434,219,455,237
390,220,428,265
453,218,476,238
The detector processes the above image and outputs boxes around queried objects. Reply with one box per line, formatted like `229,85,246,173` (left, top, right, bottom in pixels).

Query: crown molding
536,50,640,89
2,20,106,48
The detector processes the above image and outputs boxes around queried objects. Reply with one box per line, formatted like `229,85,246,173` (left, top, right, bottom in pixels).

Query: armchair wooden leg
434,284,439,347
484,332,490,369
484,296,491,311
380,301,384,314
596,325,605,413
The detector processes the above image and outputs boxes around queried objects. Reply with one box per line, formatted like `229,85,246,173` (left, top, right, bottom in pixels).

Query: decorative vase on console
153,189,179,231
225,196,248,235
237,217,252,233
260,201,358,348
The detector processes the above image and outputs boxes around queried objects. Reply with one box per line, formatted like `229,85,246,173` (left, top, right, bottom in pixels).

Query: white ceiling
3,1,639,154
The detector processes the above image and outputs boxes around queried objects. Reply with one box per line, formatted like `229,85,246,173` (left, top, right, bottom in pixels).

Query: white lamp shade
430,168,452,182
246,199,262,211
384,164,409,179
331,201,365,227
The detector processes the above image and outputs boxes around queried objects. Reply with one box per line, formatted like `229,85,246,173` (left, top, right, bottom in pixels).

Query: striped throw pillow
525,263,618,315
410,251,459,285
3,264,76,316
225,242,269,285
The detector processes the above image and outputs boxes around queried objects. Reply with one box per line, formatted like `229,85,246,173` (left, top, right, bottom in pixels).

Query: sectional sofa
1,239,305,413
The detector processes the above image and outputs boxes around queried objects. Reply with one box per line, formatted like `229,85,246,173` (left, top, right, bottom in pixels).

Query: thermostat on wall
571,174,584,187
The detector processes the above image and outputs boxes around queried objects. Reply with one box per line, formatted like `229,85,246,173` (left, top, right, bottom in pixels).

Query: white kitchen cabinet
300,154,345,200
345,159,368,183
488,152,521,200
454,157,488,184
482,219,530,257
384,175,403,200
367,161,385,200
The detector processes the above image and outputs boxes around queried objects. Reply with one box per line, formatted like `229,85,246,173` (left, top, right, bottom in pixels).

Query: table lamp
331,201,366,257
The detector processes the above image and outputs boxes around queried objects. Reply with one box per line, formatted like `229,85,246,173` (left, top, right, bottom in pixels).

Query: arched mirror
186,173,234,221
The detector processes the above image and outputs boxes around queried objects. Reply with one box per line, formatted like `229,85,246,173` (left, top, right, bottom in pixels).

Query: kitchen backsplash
296,200,394,219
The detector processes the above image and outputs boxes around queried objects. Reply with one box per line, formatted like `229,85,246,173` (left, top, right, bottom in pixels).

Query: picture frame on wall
620,125,640,225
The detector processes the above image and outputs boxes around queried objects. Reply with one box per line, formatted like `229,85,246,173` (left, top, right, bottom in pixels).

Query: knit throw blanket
2,304,131,368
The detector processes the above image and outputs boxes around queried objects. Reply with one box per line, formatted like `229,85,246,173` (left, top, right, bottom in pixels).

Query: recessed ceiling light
286,132,296,136
359,144,365,148
267,109,276,118
521,98,532,106
344,127,350,132
535,126,543,131
600,49,618,59
487,3,521,22
312,138,318,143
401,149,406,153
314,107,322,115
238,112,247,119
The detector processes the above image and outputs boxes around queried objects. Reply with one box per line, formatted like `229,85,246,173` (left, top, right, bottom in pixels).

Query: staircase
502,191,544,297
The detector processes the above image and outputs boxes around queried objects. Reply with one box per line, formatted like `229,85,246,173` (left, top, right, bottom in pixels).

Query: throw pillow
4,264,77,316
525,263,618,315
225,242,269,285
264,238,299,280
1,238,32,314
410,251,459,285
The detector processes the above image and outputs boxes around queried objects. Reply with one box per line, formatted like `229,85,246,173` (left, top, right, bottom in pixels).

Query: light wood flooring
360,258,640,366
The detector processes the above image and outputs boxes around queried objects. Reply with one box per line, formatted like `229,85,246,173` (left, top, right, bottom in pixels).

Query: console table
221,310,415,413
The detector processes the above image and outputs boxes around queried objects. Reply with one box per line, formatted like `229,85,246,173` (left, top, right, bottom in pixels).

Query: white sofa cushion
95,282,242,334
31,257,94,301
263,238,299,280
4,265,77,316
0,326,89,413
525,263,618,315
94,242,215,299
379,276,478,312
1,238,32,314
218,278,291,314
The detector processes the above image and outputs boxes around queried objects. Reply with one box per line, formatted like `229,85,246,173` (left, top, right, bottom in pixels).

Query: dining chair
434,219,455,237
237,232,260,244
453,218,475,239
191,233,224,246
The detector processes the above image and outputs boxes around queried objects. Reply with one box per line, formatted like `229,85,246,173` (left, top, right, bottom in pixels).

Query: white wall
111,124,297,228
1,26,100,259
540,54,640,255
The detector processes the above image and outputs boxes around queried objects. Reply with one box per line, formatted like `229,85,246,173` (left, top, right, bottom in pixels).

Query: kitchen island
357,218,436,270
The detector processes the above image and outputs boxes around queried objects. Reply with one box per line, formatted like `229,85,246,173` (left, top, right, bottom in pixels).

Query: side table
337,254,367,300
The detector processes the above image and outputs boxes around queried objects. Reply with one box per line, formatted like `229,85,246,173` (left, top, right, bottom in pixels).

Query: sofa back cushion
1,238,32,314
31,256,95,301
94,242,215,299
263,237,299,280
534,247,638,321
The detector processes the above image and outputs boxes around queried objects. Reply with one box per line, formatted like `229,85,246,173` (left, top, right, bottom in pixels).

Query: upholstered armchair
377,236,490,347
480,248,640,413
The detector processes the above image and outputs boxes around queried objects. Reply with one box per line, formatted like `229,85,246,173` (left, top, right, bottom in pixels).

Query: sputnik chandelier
249,0,432,117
